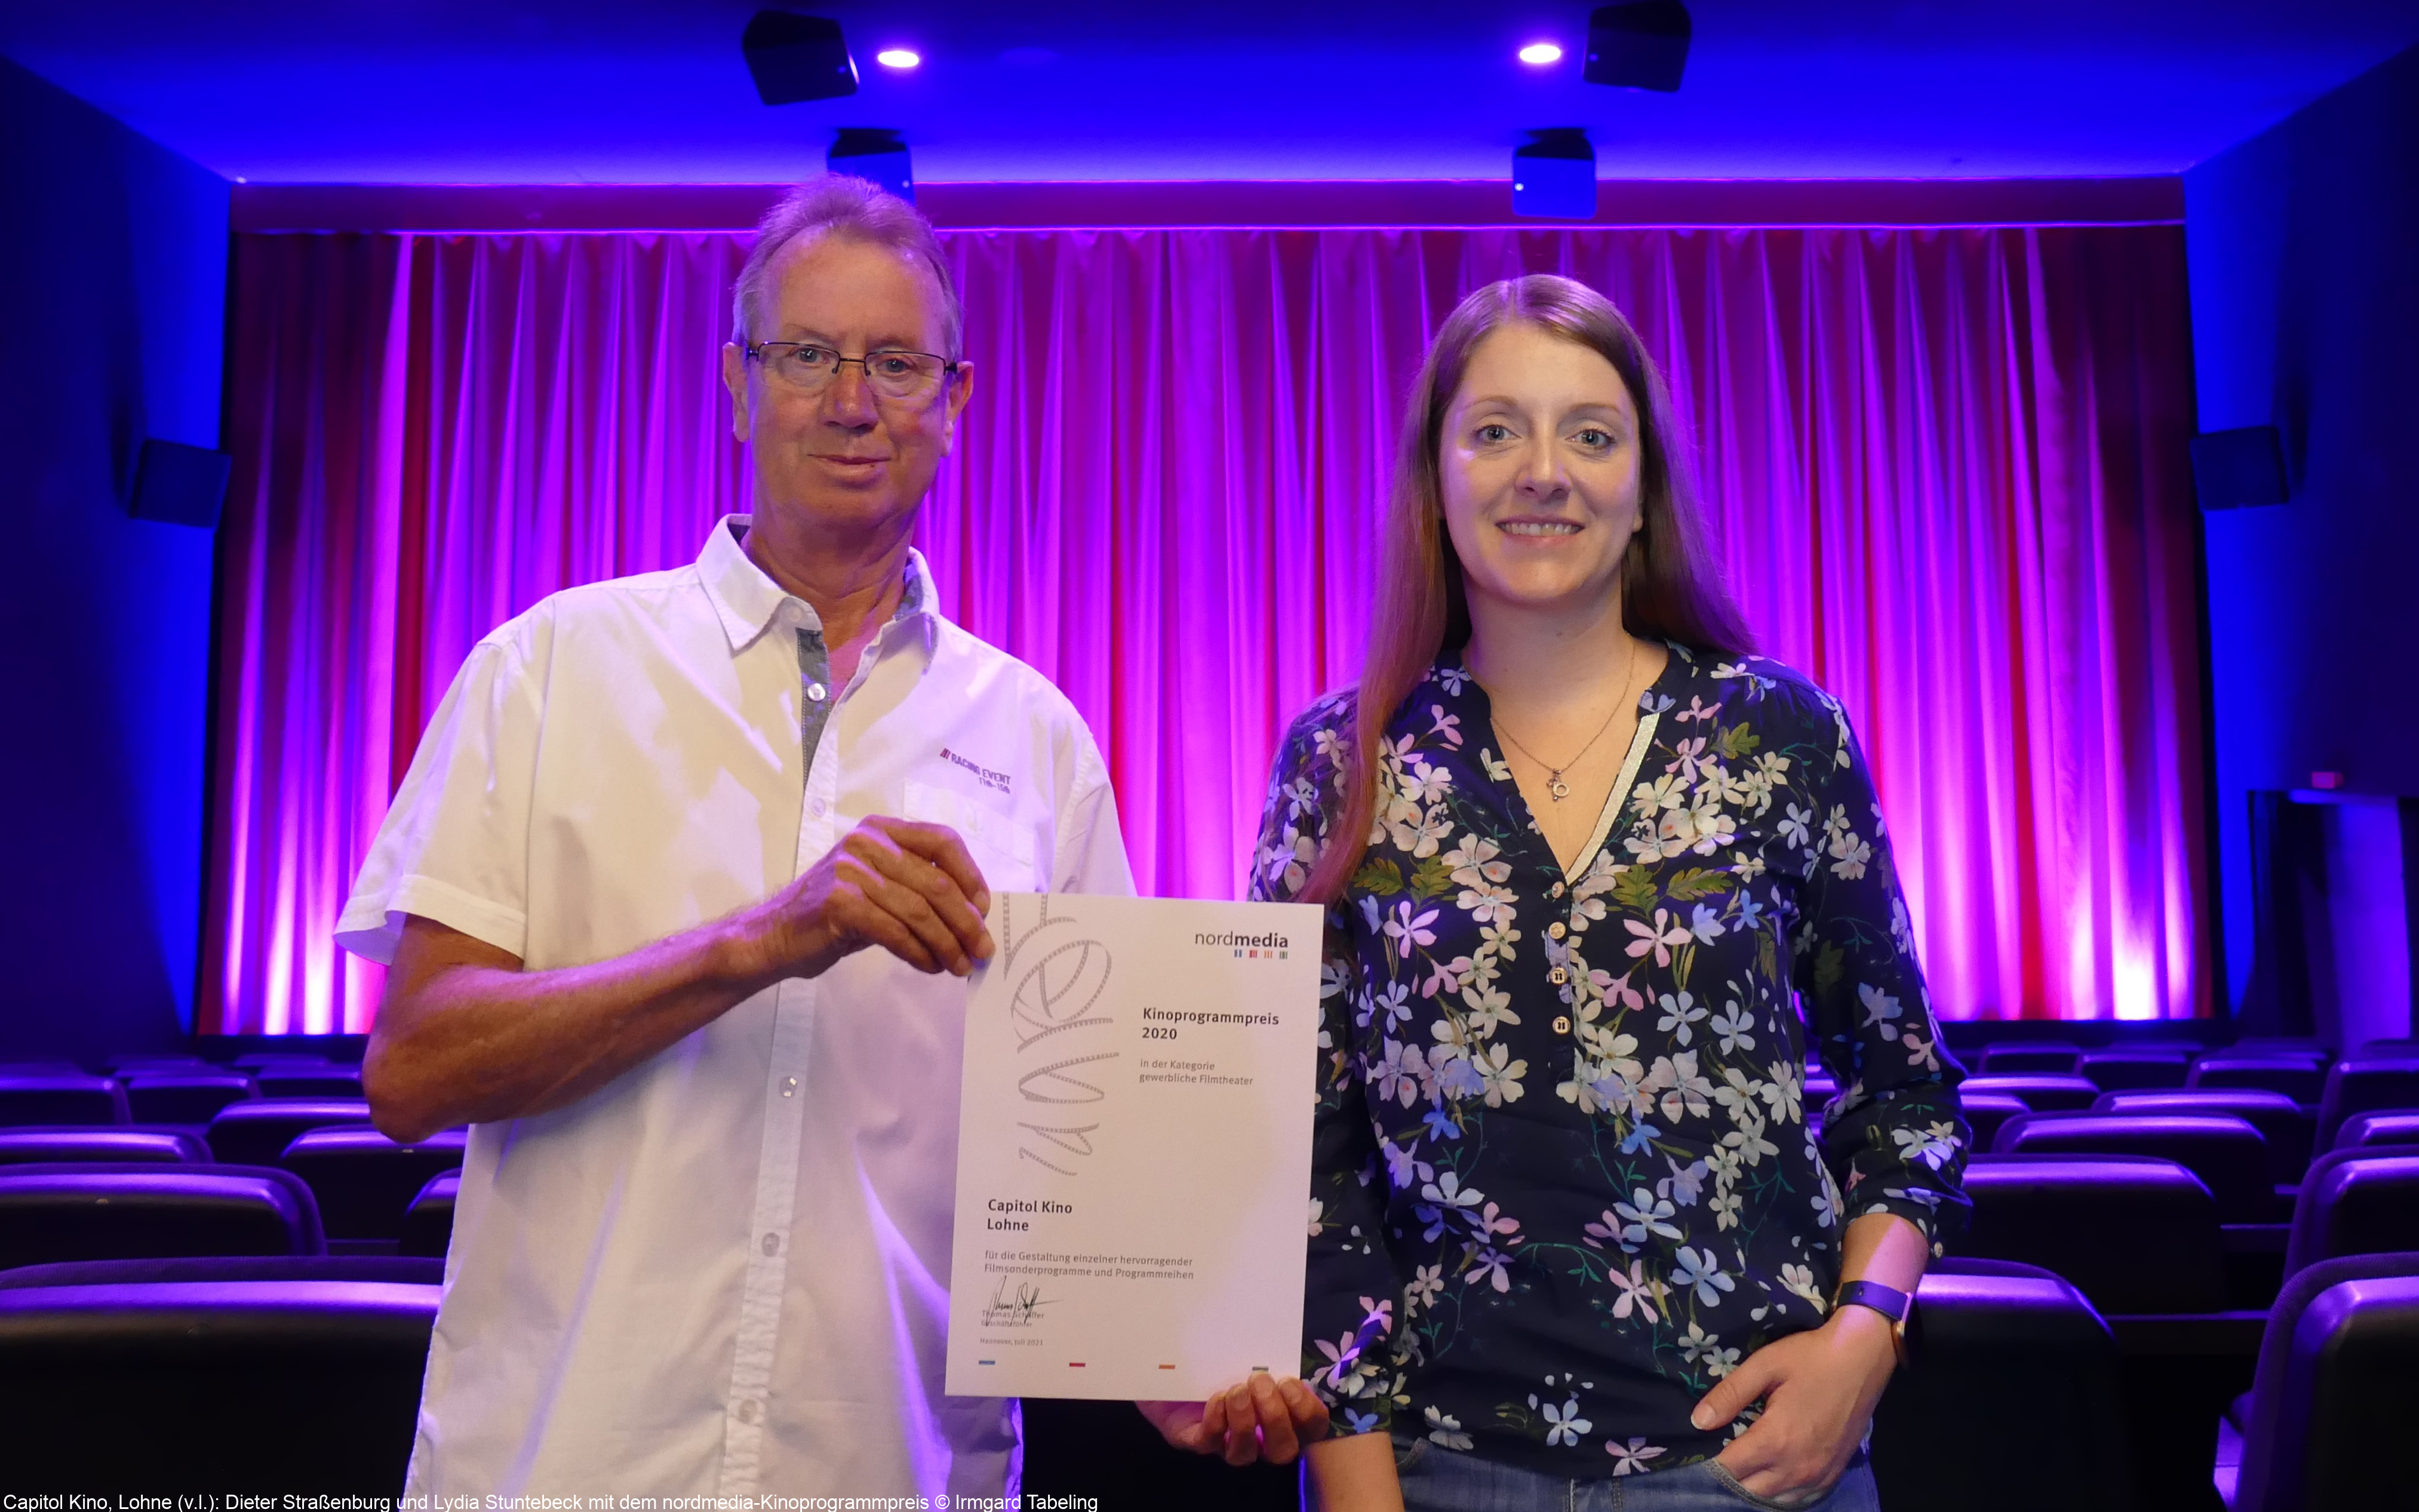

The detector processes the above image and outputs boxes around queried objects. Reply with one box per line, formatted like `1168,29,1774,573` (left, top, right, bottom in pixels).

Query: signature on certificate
982,1276,1053,1327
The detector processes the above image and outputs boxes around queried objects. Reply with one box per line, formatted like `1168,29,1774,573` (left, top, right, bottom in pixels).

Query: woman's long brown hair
1298,274,1756,906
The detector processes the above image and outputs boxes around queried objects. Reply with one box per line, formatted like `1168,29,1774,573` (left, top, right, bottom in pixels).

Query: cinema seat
2094,1090,2313,1189
2229,1038,2329,1062
122,1071,256,1124
1959,1074,2101,1113
2230,1253,2419,1512
2189,1056,2326,1104
400,1170,460,1258
207,1098,373,1166
1962,1156,2226,1314
254,1064,366,1099
232,1052,330,1070
2332,1110,2419,1151
0,1165,323,1268
105,1054,208,1075
2283,1149,2419,1280
1959,1093,2028,1154
2349,1037,2419,1061
1978,1041,2082,1075
0,1074,127,1127
0,1276,435,1482
2313,1058,2419,1151
281,1126,468,1243
1868,1262,2131,1512
0,1254,445,1289
2076,1048,2190,1092
0,1129,207,1164
1993,1112,2272,1223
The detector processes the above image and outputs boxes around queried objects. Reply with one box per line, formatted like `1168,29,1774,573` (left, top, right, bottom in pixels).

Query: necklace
1490,637,1645,802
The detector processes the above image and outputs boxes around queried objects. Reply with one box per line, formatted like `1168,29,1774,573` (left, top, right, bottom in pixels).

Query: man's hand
743,816,995,981
1693,1305,1899,1501
1138,1375,1329,1467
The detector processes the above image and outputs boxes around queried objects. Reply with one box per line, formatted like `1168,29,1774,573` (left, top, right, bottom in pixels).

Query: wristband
1833,1279,1911,1367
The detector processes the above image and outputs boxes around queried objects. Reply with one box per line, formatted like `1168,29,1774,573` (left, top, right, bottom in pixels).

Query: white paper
945,891,1323,1401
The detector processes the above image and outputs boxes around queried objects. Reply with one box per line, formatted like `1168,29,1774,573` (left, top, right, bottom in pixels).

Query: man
340,176,1128,1497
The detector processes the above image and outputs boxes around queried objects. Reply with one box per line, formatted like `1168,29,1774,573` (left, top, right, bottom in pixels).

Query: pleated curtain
205,223,2206,1033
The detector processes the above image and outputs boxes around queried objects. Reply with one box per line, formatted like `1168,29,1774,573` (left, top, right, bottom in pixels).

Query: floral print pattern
1251,646,1969,1478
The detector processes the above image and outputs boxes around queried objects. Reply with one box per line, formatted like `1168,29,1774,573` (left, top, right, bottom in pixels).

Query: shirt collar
698,513,941,655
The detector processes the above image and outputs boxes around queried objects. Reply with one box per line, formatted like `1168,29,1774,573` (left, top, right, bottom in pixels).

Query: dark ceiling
5,1,2415,183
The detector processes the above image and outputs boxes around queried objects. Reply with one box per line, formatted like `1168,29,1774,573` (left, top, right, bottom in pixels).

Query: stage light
1585,2,1691,93
1513,129,1596,220
742,10,859,105
1518,42,1563,66
830,127,913,202
875,48,921,70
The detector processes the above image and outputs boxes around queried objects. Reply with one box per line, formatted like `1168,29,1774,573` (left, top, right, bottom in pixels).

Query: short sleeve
1052,725,1137,899
334,632,543,964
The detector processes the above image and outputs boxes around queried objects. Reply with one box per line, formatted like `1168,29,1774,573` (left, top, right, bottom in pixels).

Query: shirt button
762,1232,781,1257
810,797,828,818
1548,966,1569,986
736,1399,762,1425
1550,881,1566,899
807,681,828,703
783,1076,798,1097
1554,1016,1572,1035
1548,921,1567,940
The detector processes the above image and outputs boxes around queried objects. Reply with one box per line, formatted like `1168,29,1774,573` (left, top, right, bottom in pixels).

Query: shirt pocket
902,778,1041,895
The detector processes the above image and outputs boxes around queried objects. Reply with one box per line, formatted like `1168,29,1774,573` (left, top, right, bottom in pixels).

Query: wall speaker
130,438,230,528
829,128,912,202
2190,425,2289,510
1514,130,1596,220
1585,2,1692,92
742,11,858,105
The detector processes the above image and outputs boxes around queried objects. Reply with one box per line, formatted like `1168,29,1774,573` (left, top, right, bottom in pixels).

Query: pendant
1548,773,1570,801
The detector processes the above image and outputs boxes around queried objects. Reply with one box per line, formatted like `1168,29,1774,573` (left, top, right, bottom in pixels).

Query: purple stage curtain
204,224,2206,1034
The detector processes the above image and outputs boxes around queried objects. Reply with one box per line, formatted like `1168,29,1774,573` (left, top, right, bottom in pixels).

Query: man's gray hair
730,175,963,358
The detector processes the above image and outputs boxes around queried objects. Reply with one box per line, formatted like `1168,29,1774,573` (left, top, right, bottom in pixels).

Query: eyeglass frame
742,340,964,401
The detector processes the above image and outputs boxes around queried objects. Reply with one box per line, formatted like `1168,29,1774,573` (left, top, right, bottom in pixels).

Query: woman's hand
1138,1374,1330,1465
1692,1305,1899,1501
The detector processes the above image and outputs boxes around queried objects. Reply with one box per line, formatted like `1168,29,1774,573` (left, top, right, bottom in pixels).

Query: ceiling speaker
130,439,230,529
1514,130,1596,220
829,128,912,202
742,11,858,105
1585,2,1692,92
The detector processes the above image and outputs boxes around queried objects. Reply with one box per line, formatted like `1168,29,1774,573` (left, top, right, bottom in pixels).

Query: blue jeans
1388,1437,1882,1512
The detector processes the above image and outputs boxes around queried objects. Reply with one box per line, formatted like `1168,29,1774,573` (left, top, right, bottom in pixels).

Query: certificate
945,891,1324,1401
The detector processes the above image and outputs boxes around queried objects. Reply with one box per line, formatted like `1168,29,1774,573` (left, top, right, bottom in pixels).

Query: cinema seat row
0,1124,465,1264
0,1064,365,1125
0,1037,2409,1503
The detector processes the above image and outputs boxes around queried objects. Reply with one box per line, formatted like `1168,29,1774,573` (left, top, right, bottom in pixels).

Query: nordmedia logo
1192,929,1293,961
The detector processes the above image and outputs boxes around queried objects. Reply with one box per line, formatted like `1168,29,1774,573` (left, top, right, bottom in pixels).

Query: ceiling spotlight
875,48,921,69
1517,42,1563,66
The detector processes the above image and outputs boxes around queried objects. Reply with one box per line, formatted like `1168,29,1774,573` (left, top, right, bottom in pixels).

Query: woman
1250,275,1968,1511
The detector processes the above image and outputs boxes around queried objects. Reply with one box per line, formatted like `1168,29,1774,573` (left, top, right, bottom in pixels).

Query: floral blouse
1248,646,1969,1479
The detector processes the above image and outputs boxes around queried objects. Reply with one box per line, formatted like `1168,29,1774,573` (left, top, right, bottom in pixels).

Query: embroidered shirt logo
940,747,1013,795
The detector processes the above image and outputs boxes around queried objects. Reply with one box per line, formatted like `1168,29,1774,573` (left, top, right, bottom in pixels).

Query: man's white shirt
337,515,1133,1497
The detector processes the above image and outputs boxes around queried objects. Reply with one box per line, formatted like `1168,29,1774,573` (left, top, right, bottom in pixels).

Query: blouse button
1553,1015,1572,1035
1548,966,1569,986
1550,881,1566,899
1548,921,1567,940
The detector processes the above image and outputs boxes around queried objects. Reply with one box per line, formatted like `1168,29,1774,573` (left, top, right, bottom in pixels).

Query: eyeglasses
745,342,961,402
